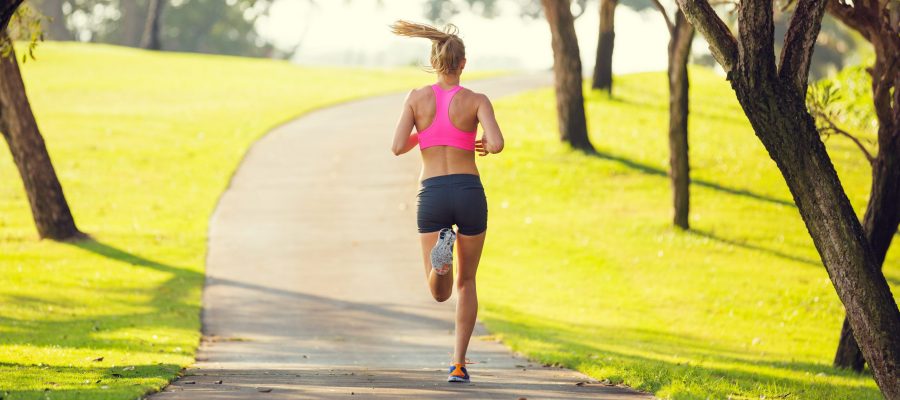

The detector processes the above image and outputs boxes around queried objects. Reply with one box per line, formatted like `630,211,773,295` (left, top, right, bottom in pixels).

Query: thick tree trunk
32,0,72,41
0,38,82,240
667,12,694,230
591,0,616,93
833,35,900,372
541,0,595,152
730,65,900,400
141,0,164,50
676,0,900,394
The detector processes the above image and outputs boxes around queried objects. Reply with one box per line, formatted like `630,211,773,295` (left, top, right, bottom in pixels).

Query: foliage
476,67,897,400
806,73,877,163
2,3,44,62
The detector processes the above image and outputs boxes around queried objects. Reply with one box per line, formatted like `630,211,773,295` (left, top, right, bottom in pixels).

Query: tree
819,0,900,372
140,0,164,50
674,0,900,396
541,0,595,152
0,0,82,240
647,0,695,229
591,0,616,92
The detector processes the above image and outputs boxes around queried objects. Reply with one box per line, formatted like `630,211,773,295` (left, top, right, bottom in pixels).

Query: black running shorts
416,174,488,236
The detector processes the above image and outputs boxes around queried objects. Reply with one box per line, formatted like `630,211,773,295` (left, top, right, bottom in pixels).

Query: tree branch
651,0,675,35
778,0,828,95
674,0,738,73
736,0,778,79
826,0,871,38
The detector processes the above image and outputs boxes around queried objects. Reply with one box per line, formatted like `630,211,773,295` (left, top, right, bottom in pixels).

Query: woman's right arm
476,94,504,155
391,90,419,156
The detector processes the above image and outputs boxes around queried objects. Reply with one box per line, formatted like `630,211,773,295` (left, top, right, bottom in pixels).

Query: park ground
0,42,897,399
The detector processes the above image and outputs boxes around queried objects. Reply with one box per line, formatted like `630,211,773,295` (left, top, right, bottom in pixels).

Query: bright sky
255,0,707,73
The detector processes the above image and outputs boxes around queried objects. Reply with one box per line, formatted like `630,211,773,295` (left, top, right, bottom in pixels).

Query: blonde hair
390,20,465,75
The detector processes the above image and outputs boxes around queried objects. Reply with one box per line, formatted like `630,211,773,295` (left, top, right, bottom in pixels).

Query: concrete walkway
150,74,653,399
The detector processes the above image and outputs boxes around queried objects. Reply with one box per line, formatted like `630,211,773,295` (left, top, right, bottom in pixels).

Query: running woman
389,20,504,384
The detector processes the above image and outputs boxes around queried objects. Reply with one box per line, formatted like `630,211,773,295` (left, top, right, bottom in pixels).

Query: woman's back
408,83,483,179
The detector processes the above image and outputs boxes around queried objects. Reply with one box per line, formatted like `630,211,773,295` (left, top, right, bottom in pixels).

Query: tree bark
0,36,82,240
667,11,694,230
591,0,616,93
541,0,595,152
676,0,900,396
140,0,164,50
831,16,900,370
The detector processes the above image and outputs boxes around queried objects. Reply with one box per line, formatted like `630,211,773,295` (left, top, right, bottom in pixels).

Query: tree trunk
32,0,72,41
541,0,595,152
729,62,900,400
833,33,900,372
591,0,616,93
120,0,148,47
667,12,694,230
141,0,164,50
676,0,900,393
0,37,82,240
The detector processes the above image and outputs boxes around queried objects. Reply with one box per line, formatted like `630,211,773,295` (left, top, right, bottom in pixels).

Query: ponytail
390,20,466,75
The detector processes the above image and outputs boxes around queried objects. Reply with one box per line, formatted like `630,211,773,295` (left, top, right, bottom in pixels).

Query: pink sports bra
417,84,477,151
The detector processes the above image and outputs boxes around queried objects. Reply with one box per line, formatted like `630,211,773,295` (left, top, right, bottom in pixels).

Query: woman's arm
392,91,419,156
475,94,504,156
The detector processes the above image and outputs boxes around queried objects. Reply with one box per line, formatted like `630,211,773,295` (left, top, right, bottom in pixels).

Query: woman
389,20,504,384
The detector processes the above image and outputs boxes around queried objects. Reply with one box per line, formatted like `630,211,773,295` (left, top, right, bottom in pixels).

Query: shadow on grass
482,304,881,400
688,229,821,267
589,150,795,208
0,362,181,399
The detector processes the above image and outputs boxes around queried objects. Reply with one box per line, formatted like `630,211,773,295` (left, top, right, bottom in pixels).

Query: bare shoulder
458,87,490,107
406,85,434,105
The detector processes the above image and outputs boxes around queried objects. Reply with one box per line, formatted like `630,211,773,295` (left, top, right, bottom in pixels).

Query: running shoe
447,363,470,383
430,228,456,276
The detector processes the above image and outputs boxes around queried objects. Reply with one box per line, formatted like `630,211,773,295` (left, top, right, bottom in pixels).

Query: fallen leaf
182,381,196,385
92,357,104,362
257,387,273,393
214,380,223,384
123,366,135,371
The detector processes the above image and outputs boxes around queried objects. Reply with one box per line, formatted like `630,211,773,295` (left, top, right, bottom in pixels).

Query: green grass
477,68,898,399
0,42,494,399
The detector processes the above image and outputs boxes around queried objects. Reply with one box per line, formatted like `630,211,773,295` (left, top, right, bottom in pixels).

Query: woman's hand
475,138,489,157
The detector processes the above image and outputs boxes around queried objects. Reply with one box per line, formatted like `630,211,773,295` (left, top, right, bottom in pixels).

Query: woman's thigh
456,231,486,282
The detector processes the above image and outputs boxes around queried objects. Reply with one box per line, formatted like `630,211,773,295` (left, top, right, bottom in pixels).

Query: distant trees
541,0,594,152
1,1,82,240
676,0,900,396
26,0,277,57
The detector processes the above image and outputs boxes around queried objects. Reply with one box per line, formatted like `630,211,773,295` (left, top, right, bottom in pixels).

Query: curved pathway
150,74,652,399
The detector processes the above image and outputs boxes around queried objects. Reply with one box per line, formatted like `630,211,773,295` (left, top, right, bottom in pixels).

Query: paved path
150,74,652,399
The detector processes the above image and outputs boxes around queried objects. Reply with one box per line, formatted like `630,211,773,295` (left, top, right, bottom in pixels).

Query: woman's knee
431,288,452,302
455,276,476,292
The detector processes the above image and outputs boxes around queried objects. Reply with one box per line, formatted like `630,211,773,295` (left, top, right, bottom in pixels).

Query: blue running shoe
448,363,470,383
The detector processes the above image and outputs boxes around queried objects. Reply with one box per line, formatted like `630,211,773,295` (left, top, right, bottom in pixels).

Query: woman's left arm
392,91,419,155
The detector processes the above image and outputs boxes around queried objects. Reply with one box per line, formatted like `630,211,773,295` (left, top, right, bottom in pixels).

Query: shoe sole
430,229,455,275
447,376,470,383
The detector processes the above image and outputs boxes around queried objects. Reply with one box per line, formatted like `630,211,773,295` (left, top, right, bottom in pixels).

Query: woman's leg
420,232,453,302
452,230,486,365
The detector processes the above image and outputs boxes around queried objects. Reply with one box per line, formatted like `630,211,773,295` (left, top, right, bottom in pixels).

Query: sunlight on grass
476,68,898,400
0,42,489,399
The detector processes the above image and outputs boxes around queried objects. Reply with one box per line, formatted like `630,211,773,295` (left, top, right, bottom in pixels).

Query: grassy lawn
477,68,898,399
0,42,477,399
